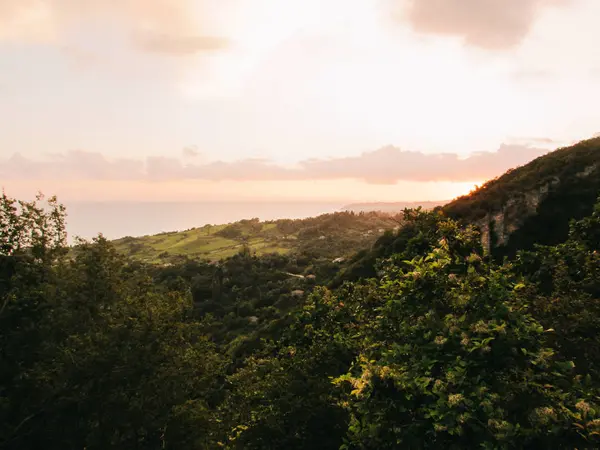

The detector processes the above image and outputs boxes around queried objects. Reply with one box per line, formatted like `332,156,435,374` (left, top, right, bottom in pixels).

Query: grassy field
112,212,400,264
113,225,289,263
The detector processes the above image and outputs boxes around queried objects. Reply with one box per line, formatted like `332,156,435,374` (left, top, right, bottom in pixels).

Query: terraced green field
112,212,399,264
114,225,290,262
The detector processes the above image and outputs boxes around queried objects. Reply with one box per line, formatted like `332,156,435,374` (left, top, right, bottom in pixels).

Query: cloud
145,156,184,181
298,144,549,183
505,136,561,148
182,146,200,158
0,143,551,184
0,0,228,55
400,0,570,50
0,151,144,180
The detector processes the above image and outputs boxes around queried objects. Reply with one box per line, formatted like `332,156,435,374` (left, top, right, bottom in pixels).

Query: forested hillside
335,138,600,285
3,139,600,449
444,137,600,258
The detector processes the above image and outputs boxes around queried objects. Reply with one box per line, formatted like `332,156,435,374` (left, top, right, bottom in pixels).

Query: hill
333,137,600,284
112,211,401,264
444,136,600,258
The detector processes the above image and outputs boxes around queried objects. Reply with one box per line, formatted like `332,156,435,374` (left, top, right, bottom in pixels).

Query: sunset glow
2,0,599,203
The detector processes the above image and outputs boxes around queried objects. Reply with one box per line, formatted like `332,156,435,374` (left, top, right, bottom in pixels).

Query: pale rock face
577,164,598,178
473,161,597,253
477,177,563,253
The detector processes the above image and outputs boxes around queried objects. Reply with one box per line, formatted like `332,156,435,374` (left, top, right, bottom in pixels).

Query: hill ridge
444,136,600,257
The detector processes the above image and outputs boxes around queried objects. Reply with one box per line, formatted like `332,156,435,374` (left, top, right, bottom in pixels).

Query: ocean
64,201,344,241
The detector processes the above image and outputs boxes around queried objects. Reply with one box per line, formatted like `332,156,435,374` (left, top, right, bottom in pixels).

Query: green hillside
334,138,600,284
444,136,600,258
112,212,401,263
113,222,284,263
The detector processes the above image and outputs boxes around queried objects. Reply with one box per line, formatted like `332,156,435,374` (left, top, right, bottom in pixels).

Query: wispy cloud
0,144,550,184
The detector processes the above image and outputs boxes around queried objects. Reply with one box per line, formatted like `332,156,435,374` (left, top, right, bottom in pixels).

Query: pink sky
1,0,599,202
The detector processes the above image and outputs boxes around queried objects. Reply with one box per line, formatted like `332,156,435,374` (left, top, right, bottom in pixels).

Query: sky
1,0,600,203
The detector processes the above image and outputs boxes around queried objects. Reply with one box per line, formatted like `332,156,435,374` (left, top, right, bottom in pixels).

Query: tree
515,195,600,378
222,287,354,450
0,191,67,261
276,219,298,239
332,214,599,448
0,193,225,450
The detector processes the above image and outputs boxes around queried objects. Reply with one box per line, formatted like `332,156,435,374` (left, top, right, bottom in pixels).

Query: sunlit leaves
329,211,600,448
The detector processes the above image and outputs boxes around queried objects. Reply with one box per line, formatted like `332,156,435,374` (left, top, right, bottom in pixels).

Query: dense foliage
0,193,224,449
3,147,600,449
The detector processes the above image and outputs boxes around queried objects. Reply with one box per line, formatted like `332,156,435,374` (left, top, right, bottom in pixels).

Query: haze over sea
64,201,344,241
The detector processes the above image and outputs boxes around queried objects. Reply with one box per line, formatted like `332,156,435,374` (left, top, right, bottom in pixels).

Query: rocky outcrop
477,177,560,254
478,163,598,253
577,164,598,178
